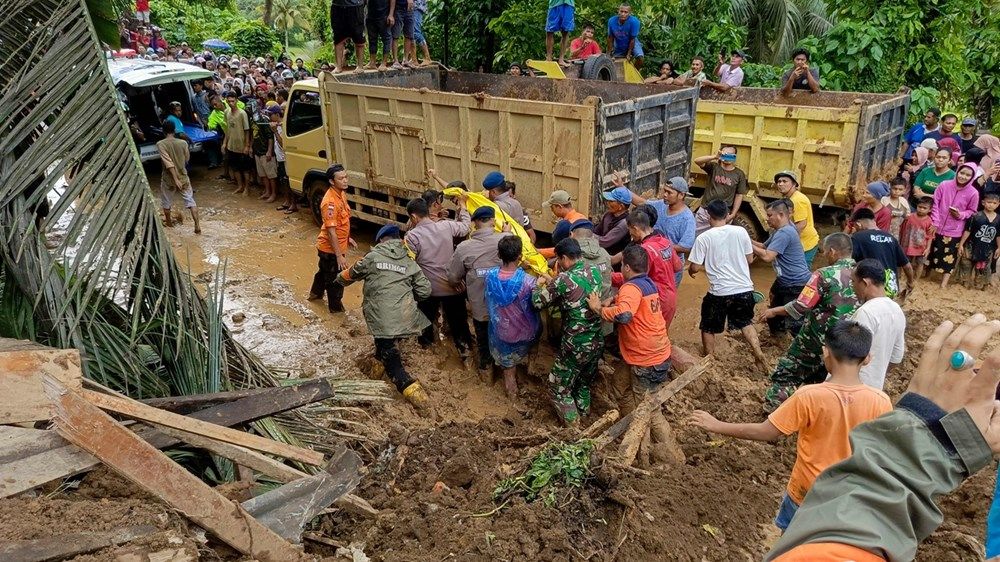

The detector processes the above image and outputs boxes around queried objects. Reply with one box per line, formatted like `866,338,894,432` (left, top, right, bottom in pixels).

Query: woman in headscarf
975,135,1000,168
929,162,981,288
938,136,962,167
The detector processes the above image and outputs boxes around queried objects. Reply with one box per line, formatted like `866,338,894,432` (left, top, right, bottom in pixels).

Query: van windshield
287,92,322,136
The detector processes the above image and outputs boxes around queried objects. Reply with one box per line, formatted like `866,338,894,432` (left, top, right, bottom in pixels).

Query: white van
107,58,220,162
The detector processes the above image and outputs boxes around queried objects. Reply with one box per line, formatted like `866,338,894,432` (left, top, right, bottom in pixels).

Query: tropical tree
271,0,308,53
730,0,835,64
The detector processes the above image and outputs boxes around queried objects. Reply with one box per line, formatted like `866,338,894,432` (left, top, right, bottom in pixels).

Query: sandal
276,205,289,211
283,208,296,214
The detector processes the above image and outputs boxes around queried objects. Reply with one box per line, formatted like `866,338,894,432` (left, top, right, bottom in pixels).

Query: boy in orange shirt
690,319,892,532
588,245,683,465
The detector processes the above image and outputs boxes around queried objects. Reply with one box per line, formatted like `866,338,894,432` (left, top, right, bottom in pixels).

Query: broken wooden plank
82,389,325,466
147,423,310,483
45,378,303,562
138,378,341,414
0,338,82,424
580,409,619,439
596,358,711,450
0,525,158,562
1,387,376,516
242,446,362,542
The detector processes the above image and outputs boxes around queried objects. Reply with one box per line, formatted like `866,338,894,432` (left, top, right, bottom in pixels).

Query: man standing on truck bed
774,170,820,266
330,0,366,73
606,4,642,68
309,164,355,313
545,0,575,67
780,49,820,95
693,147,749,236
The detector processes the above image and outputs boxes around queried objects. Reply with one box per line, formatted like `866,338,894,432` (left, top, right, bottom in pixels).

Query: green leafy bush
493,440,594,507
223,20,281,57
742,63,782,88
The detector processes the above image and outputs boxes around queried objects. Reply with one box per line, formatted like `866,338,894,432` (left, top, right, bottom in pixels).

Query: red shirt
136,0,149,10
613,233,681,326
570,38,602,59
849,202,892,232
899,213,933,257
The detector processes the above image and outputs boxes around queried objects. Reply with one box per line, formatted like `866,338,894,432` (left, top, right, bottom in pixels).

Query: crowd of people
308,142,1000,554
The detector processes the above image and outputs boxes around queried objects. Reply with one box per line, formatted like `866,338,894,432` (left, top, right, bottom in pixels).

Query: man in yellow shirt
775,171,820,266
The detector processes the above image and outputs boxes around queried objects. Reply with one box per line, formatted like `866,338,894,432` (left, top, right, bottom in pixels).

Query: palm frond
0,0,390,455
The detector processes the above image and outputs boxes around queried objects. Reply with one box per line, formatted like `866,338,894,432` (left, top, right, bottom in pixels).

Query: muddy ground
6,166,996,560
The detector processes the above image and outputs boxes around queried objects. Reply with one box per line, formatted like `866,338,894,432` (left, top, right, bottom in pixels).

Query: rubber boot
402,381,430,413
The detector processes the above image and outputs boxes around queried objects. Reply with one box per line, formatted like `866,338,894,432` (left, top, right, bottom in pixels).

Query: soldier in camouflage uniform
532,238,604,425
759,232,860,412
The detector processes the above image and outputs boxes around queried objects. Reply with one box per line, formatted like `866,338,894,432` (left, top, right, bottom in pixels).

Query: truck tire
580,54,616,81
306,178,327,227
732,210,765,242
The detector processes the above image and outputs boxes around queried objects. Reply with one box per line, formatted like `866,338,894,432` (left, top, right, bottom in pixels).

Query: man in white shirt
850,259,906,389
688,199,768,367
703,49,746,93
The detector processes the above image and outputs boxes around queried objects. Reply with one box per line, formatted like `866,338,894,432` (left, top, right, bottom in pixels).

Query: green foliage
732,0,834,64
741,63,782,88
223,19,281,57
493,440,594,507
151,0,245,45
304,0,330,42
486,0,546,68
661,0,745,69
909,86,941,124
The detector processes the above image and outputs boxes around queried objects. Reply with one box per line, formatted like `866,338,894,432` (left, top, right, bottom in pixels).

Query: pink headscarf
913,146,929,167
938,136,962,166
975,135,1000,167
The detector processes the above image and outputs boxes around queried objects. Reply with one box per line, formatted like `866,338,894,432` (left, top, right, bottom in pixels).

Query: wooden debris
596,358,711,450
82,389,325,466
618,407,651,465
0,525,158,562
115,547,198,562
581,409,619,439
302,532,347,549
138,378,341,415
0,338,82,424
45,377,304,562
242,445,362,542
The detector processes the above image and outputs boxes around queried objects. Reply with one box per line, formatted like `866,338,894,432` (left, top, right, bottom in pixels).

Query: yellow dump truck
282,68,699,232
692,87,911,236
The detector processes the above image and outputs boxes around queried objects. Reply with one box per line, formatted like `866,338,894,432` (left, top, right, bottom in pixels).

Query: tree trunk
263,0,273,26
284,26,289,54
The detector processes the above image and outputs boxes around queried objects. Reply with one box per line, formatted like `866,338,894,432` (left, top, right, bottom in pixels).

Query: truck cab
282,79,331,224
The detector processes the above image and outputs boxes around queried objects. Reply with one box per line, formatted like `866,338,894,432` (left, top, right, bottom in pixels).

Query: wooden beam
0,338,82,424
1,385,377,517
82,389,325,466
138,378,342,414
596,358,711,450
45,378,303,562
148,423,310,483
0,526,158,562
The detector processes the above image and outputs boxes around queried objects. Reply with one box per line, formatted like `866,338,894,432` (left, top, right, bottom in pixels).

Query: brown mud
4,167,995,560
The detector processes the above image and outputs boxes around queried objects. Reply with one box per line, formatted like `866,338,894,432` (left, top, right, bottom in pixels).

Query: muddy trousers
549,340,602,424
764,329,826,411
767,282,805,335
310,250,345,312
417,294,472,354
374,338,415,393
472,319,491,370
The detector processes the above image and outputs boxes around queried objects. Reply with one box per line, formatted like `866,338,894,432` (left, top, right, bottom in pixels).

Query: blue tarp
183,123,219,143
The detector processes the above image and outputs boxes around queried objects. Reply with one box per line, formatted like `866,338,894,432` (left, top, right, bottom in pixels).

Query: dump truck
691,87,910,237
529,58,911,237
282,68,699,232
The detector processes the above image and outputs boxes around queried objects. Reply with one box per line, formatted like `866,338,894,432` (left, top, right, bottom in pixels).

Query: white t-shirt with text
688,224,754,296
852,296,906,390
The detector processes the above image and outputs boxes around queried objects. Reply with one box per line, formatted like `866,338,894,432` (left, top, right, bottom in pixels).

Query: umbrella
202,39,231,50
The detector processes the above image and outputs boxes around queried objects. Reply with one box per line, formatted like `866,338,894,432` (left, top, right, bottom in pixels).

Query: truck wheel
580,54,616,81
732,210,764,242
306,179,326,226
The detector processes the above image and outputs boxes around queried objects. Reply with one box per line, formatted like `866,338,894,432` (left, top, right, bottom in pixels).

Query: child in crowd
899,197,934,279
691,320,892,532
484,235,541,398
846,181,891,232
958,192,1000,288
884,177,910,239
